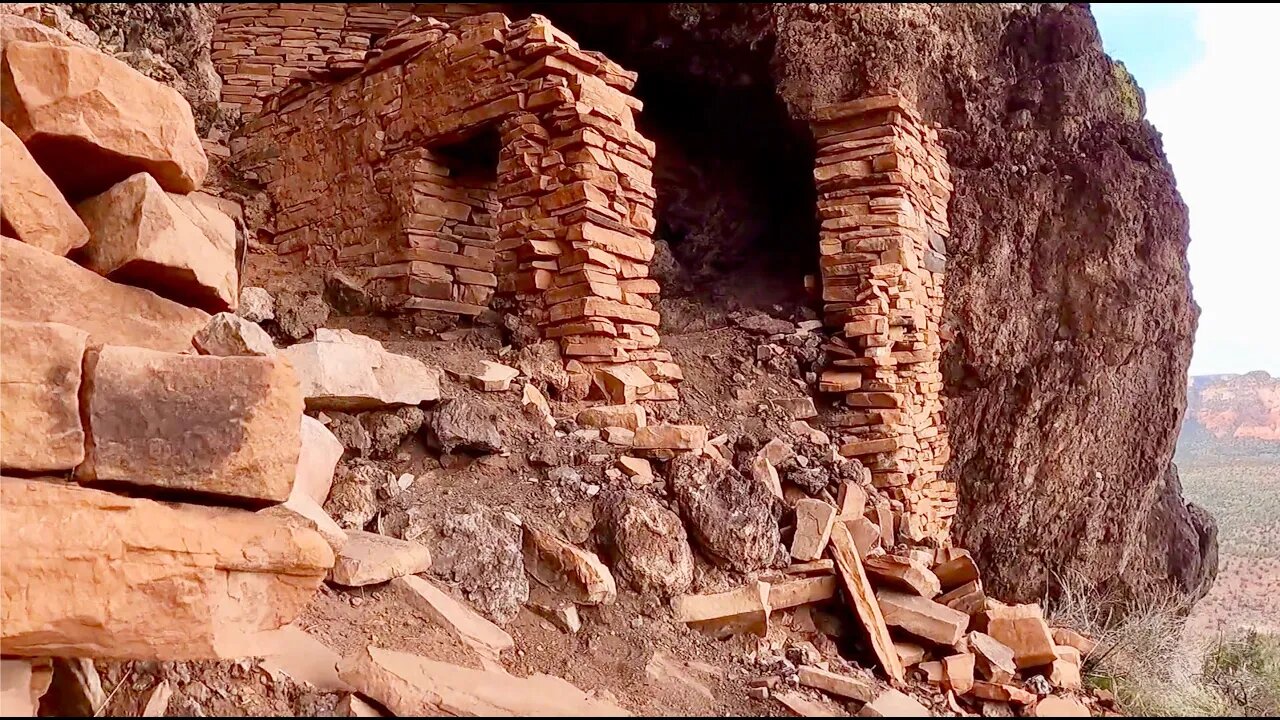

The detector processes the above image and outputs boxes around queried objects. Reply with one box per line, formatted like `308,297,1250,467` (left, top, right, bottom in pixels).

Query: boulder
293,416,343,504
0,477,332,659
193,312,274,356
280,332,440,410
432,507,528,624
0,121,87,255
238,286,275,323
324,463,385,530
76,346,303,504
522,522,617,606
603,491,694,597
359,406,425,458
425,398,503,455
669,453,784,572
75,172,236,312
0,235,207,352
0,40,207,198
324,270,375,315
329,531,432,587
0,320,87,472
338,646,629,716
273,291,330,341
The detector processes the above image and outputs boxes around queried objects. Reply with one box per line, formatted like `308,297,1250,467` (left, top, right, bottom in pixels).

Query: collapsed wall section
233,12,678,397
811,96,954,544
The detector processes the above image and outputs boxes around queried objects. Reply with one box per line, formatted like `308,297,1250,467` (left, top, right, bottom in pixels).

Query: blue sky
1092,4,1279,375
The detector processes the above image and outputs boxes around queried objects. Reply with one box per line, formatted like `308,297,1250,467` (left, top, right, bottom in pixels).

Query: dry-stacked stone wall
811,95,954,544
233,12,678,398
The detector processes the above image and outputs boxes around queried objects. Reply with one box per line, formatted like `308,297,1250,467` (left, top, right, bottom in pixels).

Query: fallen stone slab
389,575,514,658
594,364,654,404
1,235,208,352
673,581,772,639
791,499,837,562
797,665,875,703
338,646,630,716
768,575,837,610
942,653,976,695
633,423,707,451
523,522,617,605
986,604,1057,669
877,590,969,646
453,360,519,391
293,415,343,505
846,517,882,558
863,555,942,598
617,456,653,479
521,383,554,428
76,346,303,504
1050,627,1098,656
969,631,1018,683
855,688,930,717
969,681,1036,705
938,579,986,617
281,332,441,410
645,651,715,702
0,121,87,255
194,313,275,356
0,320,87,472
0,477,332,659
0,40,207,197
827,521,904,683
76,173,236,312
329,531,432,587
0,658,51,717
255,624,349,692
1032,695,1090,717
932,549,980,591
577,403,647,431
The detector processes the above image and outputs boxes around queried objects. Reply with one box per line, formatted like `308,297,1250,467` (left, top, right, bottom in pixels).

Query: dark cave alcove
521,3,820,311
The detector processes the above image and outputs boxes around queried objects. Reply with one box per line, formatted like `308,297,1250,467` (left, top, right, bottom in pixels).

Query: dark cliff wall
532,2,1217,604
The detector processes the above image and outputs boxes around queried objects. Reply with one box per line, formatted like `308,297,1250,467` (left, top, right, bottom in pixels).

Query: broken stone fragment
76,346,303,504
969,681,1036,705
193,313,275,356
751,456,783,499
0,477,332,659
329,531,433,587
602,491,694,597
336,693,386,717
521,383,555,428
672,581,772,638
837,481,867,517
273,291,330,341
876,589,969,646
0,320,87,472
426,397,503,455
323,463,385,530
633,423,707,451
846,516,882,557
337,646,629,716
938,579,987,618
1032,695,1090,717
768,575,837,610
281,332,441,410
968,632,1018,683
522,522,617,605
856,688,931,717
528,592,583,634
791,499,837,562
75,172,236,312
577,403,647,430
670,453,784,573
388,575,514,658
293,415,343,505
986,603,1057,669
776,397,818,419
796,665,876,703
758,438,795,467
1047,655,1081,690
0,40,207,197
238,286,275,323
594,364,654,404
0,121,88,255
254,624,348,693
863,555,942,598
895,641,927,667
932,549,980,591
456,360,519,391
1,235,207,353
359,405,425,459
942,653,976,695
617,456,653,479
1050,627,1098,656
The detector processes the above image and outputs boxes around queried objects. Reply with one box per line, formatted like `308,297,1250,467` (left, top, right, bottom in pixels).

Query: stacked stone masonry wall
213,4,500,116
811,96,954,544
233,12,679,398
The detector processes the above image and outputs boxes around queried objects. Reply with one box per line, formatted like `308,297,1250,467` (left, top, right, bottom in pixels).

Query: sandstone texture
293,415,343,505
329,531,432,587
281,331,440,410
0,235,208,352
0,39,207,197
0,477,332,659
0,120,87,254
193,312,274,356
77,346,303,503
76,172,236,312
0,320,87,472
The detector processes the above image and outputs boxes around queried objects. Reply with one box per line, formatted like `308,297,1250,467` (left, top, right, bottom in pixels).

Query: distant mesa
1183,371,1280,443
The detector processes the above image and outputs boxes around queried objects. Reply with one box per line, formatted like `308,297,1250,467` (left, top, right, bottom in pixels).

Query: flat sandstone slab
0,320,87,472
77,346,303,503
0,40,207,197
0,235,208,353
0,477,332,659
338,646,629,716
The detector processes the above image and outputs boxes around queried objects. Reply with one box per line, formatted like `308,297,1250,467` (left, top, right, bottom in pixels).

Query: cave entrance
522,5,820,312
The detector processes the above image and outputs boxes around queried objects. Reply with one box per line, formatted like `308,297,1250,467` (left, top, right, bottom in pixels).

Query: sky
1092,4,1280,376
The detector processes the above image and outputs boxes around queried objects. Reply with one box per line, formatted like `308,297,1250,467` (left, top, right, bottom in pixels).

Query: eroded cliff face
532,2,1216,605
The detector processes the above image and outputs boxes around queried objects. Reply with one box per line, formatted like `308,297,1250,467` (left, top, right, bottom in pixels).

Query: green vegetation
1175,446,1280,559
1110,59,1144,122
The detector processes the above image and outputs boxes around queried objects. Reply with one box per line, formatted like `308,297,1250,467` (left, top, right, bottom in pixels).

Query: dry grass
1044,573,1280,716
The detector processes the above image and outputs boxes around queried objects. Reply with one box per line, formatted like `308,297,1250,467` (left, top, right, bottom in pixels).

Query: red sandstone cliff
1185,372,1280,443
